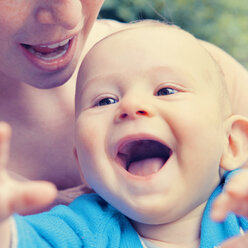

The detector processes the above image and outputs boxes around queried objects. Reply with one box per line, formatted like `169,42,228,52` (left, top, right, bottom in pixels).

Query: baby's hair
76,19,232,118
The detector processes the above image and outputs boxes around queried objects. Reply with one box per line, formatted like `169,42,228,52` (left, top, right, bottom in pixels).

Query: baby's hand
211,170,248,222
0,122,57,222
211,170,248,248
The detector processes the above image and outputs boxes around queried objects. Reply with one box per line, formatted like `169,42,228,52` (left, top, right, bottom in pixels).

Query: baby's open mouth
117,139,172,177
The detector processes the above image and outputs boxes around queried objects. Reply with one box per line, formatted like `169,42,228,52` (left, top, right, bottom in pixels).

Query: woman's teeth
28,43,69,61
22,37,73,61
39,37,72,49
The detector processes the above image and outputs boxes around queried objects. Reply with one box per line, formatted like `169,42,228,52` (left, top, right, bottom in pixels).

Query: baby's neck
132,202,206,248
141,237,199,248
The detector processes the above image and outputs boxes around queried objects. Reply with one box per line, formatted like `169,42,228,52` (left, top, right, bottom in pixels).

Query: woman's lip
20,35,78,72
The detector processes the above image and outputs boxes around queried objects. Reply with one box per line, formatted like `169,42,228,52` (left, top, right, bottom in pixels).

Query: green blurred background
99,0,248,68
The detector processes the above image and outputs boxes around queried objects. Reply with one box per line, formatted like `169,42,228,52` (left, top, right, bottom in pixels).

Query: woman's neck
0,71,23,95
0,70,80,188
0,70,76,121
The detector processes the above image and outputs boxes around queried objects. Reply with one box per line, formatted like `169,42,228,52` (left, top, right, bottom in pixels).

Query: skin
0,0,108,196
1,0,248,224
0,2,127,202
0,23,247,248
74,24,248,247
212,169,248,248
0,0,103,88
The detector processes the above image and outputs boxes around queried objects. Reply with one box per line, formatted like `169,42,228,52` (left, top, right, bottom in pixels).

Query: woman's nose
35,0,83,30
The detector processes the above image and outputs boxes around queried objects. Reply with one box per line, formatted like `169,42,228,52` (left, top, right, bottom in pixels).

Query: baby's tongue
128,158,164,176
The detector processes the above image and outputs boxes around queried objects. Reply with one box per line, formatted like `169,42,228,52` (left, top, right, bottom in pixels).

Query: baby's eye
156,87,178,96
96,97,118,106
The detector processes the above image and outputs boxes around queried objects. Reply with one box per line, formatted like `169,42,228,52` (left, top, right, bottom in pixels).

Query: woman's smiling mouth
20,35,78,71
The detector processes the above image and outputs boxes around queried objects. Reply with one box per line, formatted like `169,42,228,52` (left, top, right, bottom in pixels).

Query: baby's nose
119,110,149,120
115,96,156,123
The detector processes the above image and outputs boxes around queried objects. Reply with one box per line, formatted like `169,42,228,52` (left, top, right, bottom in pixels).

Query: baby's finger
10,181,57,216
211,193,231,221
212,170,248,221
224,169,248,198
212,190,248,221
0,178,57,221
0,122,11,171
220,231,248,248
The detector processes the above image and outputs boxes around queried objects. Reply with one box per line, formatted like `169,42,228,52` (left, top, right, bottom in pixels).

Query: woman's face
0,0,104,88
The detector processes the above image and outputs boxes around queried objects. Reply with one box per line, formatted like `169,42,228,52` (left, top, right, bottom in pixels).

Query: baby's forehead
92,23,206,56
78,23,219,89
90,24,203,58
75,22,230,118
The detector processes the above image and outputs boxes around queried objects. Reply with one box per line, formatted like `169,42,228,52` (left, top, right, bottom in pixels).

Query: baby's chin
122,199,207,228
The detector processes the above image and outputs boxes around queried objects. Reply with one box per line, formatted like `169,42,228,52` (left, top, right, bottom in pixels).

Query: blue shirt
14,170,248,248
14,194,143,248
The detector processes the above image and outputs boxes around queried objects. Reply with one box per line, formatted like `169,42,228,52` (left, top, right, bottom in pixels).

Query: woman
0,0,119,204
0,0,248,207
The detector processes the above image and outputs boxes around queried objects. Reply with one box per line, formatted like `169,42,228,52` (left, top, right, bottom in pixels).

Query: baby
1,20,248,248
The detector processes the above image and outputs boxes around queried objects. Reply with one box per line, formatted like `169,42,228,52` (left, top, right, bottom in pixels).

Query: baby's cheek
76,116,103,155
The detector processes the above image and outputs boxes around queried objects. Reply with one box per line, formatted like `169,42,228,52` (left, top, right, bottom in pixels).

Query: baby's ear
220,115,248,170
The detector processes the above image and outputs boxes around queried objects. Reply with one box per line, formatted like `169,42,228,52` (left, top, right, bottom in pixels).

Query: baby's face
0,0,103,88
75,24,229,225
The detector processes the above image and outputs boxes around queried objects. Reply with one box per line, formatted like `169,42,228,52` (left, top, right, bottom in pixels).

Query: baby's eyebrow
76,74,115,99
146,65,196,82
83,72,124,86
80,65,197,97
78,73,122,99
